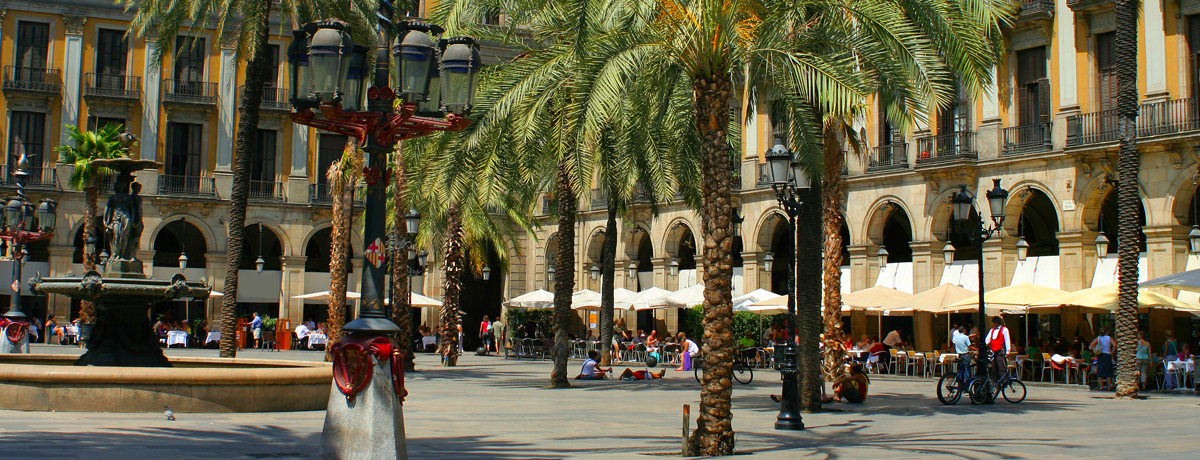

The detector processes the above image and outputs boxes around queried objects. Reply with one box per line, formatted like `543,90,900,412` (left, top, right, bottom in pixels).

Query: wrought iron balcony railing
1067,97,1200,147
83,73,140,100
162,79,218,106
2,66,61,94
238,85,291,112
158,174,216,197
0,166,57,189
590,188,609,210
249,180,285,201
868,143,909,172
1066,109,1118,147
1002,122,1052,156
308,182,365,205
916,131,977,165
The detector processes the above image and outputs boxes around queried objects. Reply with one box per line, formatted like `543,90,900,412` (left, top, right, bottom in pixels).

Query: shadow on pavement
732,390,1087,417
0,425,320,459
735,424,1071,459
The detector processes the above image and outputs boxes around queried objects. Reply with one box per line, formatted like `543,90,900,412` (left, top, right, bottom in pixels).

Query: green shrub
684,305,786,346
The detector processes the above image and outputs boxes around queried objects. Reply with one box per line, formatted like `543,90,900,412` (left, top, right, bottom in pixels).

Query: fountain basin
0,355,331,412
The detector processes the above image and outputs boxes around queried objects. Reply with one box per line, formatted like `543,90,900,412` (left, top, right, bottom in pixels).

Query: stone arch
1001,181,1062,235
1011,187,1061,256
300,223,363,258
146,214,217,256
303,227,356,273
621,222,652,260
70,218,107,264
243,219,292,257
752,209,787,251
1075,175,1148,233
584,226,608,265
662,218,696,259
1169,173,1200,226
151,218,210,268
863,196,914,246
241,222,285,271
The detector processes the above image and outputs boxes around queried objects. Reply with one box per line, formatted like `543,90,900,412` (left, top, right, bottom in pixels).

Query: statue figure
104,177,139,261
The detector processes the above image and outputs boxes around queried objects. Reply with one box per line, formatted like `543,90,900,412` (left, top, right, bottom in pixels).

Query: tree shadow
731,389,1086,418
735,424,1070,459
0,424,321,459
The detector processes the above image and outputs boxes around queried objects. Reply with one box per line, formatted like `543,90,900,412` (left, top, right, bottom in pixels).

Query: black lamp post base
775,417,805,431
344,317,402,335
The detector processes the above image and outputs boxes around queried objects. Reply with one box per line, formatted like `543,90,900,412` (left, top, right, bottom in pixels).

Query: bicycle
936,358,973,405
693,350,754,384
967,368,1027,404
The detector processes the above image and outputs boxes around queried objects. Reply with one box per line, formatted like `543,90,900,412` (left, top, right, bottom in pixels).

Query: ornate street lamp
669,259,679,277
763,253,774,272
255,223,266,274
1015,236,1029,262
0,154,56,322
950,179,1008,402
1190,226,1200,254
481,265,492,281
627,262,637,279
1095,234,1110,258
405,208,422,235
943,242,956,265
876,247,889,267
589,264,600,281
547,264,556,283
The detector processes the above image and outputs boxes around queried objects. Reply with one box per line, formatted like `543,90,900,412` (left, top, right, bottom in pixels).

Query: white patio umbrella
1141,268,1200,293
570,289,602,310
620,287,675,310
661,284,705,307
732,289,783,311
383,292,443,307
291,290,361,301
573,288,637,310
502,289,555,309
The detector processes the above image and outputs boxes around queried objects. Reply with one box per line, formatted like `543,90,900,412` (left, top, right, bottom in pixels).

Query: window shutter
1017,86,1030,126
1037,78,1051,124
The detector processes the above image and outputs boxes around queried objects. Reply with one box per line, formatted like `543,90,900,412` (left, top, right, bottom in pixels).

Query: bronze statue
103,177,140,261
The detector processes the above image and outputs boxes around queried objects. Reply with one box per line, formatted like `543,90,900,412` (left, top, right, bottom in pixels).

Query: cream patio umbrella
942,282,1068,314
1032,283,1200,314
877,283,975,315
572,288,637,310
660,284,705,307
502,289,556,309
620,287,675,310
291,290,362,300
384,292,443,307
570,289,602,309
732,289,782,311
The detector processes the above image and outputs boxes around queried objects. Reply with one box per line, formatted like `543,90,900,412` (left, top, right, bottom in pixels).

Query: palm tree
440,202,465,366
325,139,362,359
124,0,373,358
56,123,127,323
389,147,414,370
1113,0,1140,398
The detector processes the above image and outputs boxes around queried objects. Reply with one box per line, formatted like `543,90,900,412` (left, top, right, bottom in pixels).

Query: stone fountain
33,157,209,367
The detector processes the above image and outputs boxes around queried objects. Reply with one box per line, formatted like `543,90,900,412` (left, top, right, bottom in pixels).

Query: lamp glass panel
401,47,432,96
440,61,472,110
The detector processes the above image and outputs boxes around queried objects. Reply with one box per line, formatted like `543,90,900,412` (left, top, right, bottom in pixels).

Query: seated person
645,331,660,352
826,363,869,403
576,350,610,380
738,332,758,362
618,368,667,380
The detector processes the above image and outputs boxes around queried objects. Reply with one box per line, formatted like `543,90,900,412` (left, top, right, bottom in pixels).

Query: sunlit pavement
2,344,1196,459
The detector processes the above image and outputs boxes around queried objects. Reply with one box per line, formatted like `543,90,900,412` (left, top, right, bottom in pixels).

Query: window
317,134,347,184
96,29,128,76
174,37,206,82
481,8,501,25
8,112,45,169
165,122,202,177
250,129,278,182
15,22,49,69
769,100,789,144
86,116,125,132
264,44,281,87
1096,32,1116,112
937,84,970,135
1189,15,1200,96
1016,46,1049,127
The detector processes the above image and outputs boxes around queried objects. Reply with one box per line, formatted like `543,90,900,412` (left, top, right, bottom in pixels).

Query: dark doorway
458,241,504,351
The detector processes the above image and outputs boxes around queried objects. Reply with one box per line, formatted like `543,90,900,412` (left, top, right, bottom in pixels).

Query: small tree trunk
598,203,618,367
78,185,100,323
1113,0,1140,398
549,158,576,388
441,203,465,367
325,138,361,361
219,4,271,358
821,123,848,381
688,77,736,456
390,146,414,371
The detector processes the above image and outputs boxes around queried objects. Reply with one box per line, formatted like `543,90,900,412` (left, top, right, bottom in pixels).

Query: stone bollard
319,335,408,460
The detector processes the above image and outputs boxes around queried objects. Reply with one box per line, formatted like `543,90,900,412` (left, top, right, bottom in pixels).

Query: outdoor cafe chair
1041,353,1064,383
906,351,927,378
889,349,907,375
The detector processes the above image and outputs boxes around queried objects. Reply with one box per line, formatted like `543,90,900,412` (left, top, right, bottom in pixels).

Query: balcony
83,73,140,100
0,166,57,189
158,175,216,197
541,195,554,215
1066,0,1112,13
1015,0,1054,23
915,132,977,166
238,85,291,112
249,180,285,201
1002,122,1052,156
1066,109,1118,147
162,79,218,106
867,143,909,172
730,159,741,190
2,66,61,95
632,181,652,203
590,188,608,210
308,183,365,206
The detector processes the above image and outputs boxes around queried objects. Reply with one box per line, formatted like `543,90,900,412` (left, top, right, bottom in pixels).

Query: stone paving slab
1,347,1196,459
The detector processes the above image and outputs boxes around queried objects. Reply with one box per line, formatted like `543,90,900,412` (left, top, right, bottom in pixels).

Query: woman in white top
1090,328,1115,391
675,332,700,371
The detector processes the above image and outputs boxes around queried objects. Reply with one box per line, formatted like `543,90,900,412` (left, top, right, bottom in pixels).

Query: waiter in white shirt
294,322,310,350
983,317,1011,377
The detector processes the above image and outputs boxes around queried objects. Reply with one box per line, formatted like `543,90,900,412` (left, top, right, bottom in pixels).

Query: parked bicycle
693,350,754,384
937,358,1026,404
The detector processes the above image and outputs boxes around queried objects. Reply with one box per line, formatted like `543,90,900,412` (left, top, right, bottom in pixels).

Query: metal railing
1138,96,1200,137
158,174,216,197
162,79,219,105
915,132,977,165
1066,109,1118,147
249,180,285,201
2,66,61,93
308,183,365,205
730,159,741,190
238,85,291,111
868,143,909,171
1018,0,1055,17
590,188,608,210
1002,122,1052,155
83,73,140,99
632,181,652,203
0,166,57,188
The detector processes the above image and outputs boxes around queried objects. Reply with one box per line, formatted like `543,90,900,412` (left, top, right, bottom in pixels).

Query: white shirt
883,330,901,347
581,358,600,377
684,339,700,357
295,324,310,338
985,325,1011,354
952,330,971,354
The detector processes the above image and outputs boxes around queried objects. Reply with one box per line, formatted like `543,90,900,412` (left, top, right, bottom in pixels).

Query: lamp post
950,179,1008,400
763,133,808,431
1,154,56,322
288,6,478,458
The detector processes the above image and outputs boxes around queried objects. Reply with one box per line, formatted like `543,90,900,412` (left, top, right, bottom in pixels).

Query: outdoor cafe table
1166,359,1195,388
308,333,328,349
205,331,221,345
166,330,188,347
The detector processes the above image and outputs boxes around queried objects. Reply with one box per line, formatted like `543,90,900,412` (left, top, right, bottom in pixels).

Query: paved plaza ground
1,344,1196,459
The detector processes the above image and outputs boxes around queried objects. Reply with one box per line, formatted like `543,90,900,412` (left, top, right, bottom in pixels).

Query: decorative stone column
283,256,307,323
910,241,935,294
977,66,1001,160
1056,231,1097,292
47,245,76,319
206,252,227,321
289,125,311,204
848,245,872,292
214,35,238,192
140,33,162,162
60,15,86,146
981,236,1013,293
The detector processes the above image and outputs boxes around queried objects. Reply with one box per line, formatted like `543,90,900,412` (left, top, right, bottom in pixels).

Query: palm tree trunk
821,123,848,380
688,77,736,456
78,185,99,323
598,204,618,367
441,203,465,367
1113,0,1140,398
796,185,823,412
325,138,360,361
218,3,271,358
550,157,576,388
390,148,414,371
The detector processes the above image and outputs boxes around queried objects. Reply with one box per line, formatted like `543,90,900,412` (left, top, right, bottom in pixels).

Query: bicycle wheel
694,364,702,383
968,379,994,405
936,374,963,405
733,362,753,384
1002,378,1027,403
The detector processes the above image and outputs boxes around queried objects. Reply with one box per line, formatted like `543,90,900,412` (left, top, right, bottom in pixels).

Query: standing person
675,332,700,371
952,325,972,371
882,329,902,350
250,312,263,349
491,317,505,353
1134,331,1152,390
479,315,491,355
984,317,1011,378
1090,328,1115,391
